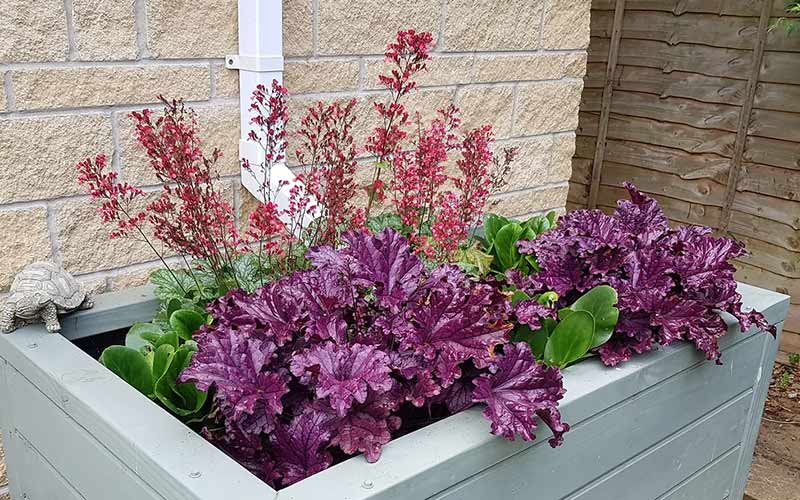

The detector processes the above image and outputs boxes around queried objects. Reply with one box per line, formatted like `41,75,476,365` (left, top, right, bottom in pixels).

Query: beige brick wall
0,0,590,297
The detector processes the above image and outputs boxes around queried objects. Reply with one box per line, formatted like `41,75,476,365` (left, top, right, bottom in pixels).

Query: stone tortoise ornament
1,262,94,334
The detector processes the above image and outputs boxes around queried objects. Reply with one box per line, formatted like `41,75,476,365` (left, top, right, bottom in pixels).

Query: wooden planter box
0,284,788,500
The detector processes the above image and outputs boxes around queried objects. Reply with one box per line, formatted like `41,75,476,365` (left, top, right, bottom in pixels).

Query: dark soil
745,359,800,500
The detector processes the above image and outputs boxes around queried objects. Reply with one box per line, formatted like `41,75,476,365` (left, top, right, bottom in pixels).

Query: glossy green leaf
514,325,549,360
484,214,511,246
155,331,179,350
125,322,163,352
169,309,208,341
155,345,208,417
565,285,619,348
493,222,525,271
510,290,531,305
100,346,154,397
544,310,595,368
152,344,175,381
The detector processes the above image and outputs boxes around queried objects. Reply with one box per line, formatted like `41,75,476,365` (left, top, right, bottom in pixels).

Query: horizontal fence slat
592,10,760,50
599,162,727,206
731,234,800,279
590,38,755,81
590,1,770,16
728,210,800,252
578,112,739,157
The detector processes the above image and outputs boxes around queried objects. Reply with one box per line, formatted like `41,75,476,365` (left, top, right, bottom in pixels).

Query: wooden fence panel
570,0,800,353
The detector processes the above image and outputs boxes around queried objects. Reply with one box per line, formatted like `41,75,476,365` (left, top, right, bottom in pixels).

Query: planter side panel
426,327,775,500
2,363,165,500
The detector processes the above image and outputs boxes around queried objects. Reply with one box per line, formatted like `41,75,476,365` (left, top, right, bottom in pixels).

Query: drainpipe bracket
225,54,284,72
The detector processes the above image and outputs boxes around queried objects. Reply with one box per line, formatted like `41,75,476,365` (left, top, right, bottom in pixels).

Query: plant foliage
518,183,775,366
180,228,569,487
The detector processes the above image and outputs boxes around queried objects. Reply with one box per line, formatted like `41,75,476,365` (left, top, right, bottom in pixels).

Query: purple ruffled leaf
270,409,334,487
515,300,557,330
329,387,404,463
472,342,568,447
400,266,511,380
528,184,775,366
180,327,288,436
615,182,669,244
290,342,393,416
342,228,424,312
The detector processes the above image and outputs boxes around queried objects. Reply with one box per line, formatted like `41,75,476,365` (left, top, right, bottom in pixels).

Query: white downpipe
228,0,303,217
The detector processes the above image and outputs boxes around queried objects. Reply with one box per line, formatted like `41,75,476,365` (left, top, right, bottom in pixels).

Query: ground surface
745,357,800,500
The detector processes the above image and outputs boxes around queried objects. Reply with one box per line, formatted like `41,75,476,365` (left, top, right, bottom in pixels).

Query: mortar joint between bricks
63,0,77,60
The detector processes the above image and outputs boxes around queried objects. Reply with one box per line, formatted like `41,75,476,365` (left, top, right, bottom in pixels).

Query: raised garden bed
0,283,787,500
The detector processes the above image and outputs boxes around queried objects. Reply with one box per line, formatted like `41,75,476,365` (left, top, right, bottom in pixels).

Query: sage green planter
0,284,788,500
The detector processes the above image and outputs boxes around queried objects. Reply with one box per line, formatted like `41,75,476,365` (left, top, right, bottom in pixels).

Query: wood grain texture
572,0,799,354
592,10,760,50
719,0,773,233
588,0,628,208
591,0,771,16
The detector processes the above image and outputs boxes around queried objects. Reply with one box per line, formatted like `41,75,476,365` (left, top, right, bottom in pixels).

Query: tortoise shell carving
1,262,94,333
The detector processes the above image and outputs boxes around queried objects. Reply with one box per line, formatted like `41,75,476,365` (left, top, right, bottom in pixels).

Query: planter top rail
0,283,789,500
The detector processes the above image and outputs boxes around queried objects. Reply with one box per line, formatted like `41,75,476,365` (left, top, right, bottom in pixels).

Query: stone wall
0,0,590,296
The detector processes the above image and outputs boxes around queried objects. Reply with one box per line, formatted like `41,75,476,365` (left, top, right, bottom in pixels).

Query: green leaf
544,310,595,368
537,291,559,308
510,290,531,305
166,298,183,318
483,214,511,246
152,344,175,381
230,252,264,293
155,331,179,350
493,222,525,271
566,285,619,348
150,269,198,302
367,213,405,235
100,346,154,397
169,309,208,341
125,322,164,352
454,242,495,276
514,325,549,360
154,345,208,417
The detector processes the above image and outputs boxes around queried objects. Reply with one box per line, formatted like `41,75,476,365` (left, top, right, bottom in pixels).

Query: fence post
587,0,626,209
718,0,772,233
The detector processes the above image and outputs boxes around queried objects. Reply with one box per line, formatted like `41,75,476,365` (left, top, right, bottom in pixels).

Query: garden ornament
1,261,94,333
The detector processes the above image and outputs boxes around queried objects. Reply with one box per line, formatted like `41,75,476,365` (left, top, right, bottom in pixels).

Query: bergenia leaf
565,285,619,348
169,309,208,341
493,222,525,270
544,310,595,368
472,342,569,447
100,346,154,398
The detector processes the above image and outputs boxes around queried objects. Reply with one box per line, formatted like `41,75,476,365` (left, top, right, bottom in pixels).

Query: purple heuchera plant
181,228,568,488
518,183,775,366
